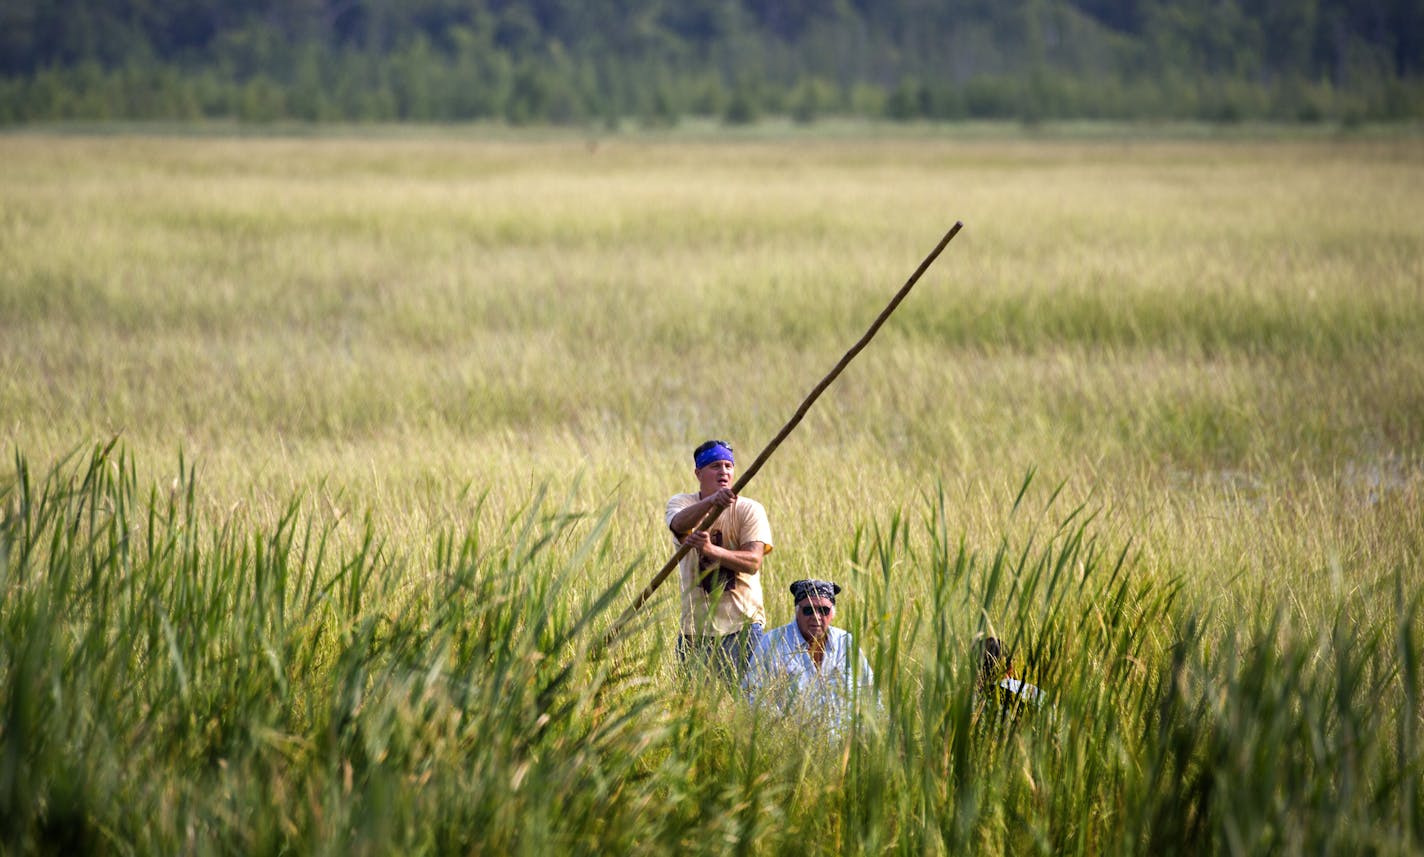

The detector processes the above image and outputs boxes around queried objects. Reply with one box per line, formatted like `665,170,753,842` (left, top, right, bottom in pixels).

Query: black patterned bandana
789,579,841,603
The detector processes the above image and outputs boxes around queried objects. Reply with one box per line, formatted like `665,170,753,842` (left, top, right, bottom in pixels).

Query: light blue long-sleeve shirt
744,622,874,735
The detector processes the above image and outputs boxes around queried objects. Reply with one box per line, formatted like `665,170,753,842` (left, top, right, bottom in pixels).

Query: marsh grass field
1,123,1423,853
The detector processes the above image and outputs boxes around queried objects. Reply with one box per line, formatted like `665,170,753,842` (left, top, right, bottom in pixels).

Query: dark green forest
2,0,1422,124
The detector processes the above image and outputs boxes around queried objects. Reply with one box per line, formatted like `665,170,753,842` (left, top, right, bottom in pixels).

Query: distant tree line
1,0,1421,124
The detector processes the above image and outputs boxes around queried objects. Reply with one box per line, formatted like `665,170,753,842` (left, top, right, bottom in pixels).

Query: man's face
795,596,835,643
696,459,734,497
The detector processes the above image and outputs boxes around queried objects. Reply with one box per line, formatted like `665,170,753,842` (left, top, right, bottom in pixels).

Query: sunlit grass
1,126,1422,852
2,446,1417,853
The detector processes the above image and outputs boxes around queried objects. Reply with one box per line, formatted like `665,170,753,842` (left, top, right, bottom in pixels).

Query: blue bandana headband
789,579,841,603
694,442,735,470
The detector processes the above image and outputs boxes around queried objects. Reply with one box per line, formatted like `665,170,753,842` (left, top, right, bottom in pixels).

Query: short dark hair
980,636,1011,679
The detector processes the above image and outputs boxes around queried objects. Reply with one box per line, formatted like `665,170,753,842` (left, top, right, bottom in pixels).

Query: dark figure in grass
666,440,773,682
977,636,1045,718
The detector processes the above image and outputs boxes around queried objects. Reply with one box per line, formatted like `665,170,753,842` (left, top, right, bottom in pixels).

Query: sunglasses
800,604,832,617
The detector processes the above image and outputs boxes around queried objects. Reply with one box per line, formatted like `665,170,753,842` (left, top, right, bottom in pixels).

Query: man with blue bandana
744,579,875,736
666,439,774,681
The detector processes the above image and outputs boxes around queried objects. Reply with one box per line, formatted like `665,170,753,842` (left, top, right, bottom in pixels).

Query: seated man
744,579,874,735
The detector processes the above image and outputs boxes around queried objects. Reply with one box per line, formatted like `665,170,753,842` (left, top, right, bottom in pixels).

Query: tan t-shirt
665,493,773,637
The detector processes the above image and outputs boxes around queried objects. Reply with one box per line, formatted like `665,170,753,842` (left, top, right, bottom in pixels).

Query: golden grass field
4,126,1419,621
1,124,1422,853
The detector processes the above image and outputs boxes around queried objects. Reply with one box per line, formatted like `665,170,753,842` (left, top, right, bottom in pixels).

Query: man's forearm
709,545,764,575
669,499,715,535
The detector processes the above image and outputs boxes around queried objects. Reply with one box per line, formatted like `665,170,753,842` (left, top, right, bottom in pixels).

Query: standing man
666,439,773,681
745,579,874,735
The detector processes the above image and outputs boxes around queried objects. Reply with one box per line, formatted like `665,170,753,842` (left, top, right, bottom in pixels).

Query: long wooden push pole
600,221,964,649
